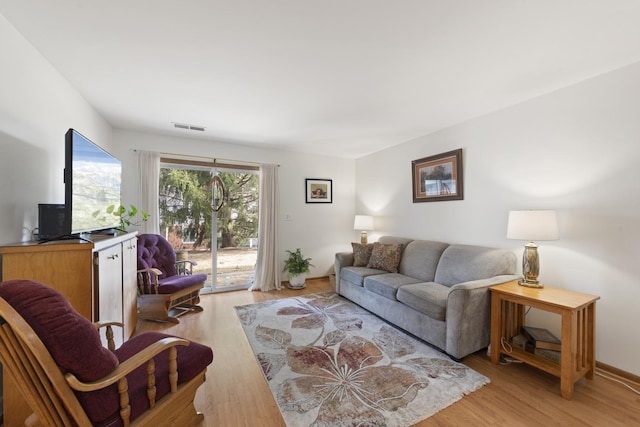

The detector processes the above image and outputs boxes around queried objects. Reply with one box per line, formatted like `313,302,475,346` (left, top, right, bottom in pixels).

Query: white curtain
250,163,281,291
137,150,160,234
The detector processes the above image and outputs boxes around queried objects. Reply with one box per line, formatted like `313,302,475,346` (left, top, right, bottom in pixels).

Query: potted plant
283,248,313,289
92,204,149,231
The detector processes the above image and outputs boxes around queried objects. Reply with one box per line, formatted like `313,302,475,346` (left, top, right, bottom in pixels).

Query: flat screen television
64,128,122,235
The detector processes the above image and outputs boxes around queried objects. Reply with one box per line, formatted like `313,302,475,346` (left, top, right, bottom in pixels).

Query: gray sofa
334,236,518,360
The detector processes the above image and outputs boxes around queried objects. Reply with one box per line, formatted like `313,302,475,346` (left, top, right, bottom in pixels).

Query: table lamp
354,215,374,244
507,210,559,288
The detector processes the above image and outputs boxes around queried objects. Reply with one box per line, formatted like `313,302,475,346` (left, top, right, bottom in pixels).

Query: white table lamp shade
507,210,559,241
353,215,374,231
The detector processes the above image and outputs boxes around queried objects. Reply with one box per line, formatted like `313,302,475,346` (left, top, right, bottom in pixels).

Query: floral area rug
234,292,489,427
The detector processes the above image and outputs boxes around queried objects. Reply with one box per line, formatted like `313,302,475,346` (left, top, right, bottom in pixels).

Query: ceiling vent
172,122,206,132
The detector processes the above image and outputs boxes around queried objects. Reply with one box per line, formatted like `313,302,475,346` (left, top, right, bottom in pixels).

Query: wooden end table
489,280,600,399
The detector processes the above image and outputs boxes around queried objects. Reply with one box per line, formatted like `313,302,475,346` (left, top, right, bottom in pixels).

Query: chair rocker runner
136,234,207,323
0,279,213,427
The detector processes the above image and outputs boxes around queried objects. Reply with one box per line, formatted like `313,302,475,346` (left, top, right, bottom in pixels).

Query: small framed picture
305,179,332,203
412,148,463,203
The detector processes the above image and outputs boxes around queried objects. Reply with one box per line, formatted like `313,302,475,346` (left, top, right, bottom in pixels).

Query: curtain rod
131,149,279,167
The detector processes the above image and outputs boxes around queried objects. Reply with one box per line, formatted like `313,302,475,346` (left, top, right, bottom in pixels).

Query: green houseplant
92,204,149,231
283,248,313,289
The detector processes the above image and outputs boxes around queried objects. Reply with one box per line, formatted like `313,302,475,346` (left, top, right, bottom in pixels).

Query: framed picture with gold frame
412,149,463,203
305,179,332,203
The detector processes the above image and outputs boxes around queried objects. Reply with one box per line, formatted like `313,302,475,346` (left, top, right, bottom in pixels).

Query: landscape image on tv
69,130,122,233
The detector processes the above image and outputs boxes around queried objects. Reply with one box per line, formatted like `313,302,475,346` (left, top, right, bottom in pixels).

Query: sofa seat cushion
340,266,386,287
364,274,423,301
396,282,450,321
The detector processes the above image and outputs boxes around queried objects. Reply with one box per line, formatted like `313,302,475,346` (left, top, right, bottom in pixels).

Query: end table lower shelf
501,345,561,376
489,280,600,400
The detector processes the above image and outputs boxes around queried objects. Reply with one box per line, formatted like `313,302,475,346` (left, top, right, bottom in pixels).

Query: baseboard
306,276,330,282
596,361,640,386
280,276,330,287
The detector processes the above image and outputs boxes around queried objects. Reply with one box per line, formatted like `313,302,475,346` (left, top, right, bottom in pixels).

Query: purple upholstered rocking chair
0,279,213,426
136,234,207,323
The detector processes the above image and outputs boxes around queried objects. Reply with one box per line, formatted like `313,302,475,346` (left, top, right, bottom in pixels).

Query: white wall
0,12,356,279
111,130,356,278
3,9,638,375
0,14,112,245
356,62,640,376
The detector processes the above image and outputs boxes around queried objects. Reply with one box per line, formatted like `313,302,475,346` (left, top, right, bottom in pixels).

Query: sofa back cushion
398,240,449,281
434,244,517,286
379,236,414,247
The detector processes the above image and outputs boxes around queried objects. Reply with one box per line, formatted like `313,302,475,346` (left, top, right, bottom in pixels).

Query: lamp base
360,231,368,245
519,242,543,288
518,278,543,288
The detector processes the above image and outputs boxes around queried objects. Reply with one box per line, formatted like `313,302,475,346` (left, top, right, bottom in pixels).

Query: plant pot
288,273,307,289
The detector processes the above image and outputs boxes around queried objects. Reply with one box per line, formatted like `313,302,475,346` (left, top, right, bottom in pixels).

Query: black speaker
38,204,67,240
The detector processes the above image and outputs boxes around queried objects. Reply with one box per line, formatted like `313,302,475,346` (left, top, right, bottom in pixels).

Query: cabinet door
95,244,124,347
0,244,94,320
122,237,138,340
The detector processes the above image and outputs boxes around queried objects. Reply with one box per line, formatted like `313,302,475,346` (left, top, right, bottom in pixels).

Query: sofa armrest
334,252,354,293
449,274,519,292
445,275,519,359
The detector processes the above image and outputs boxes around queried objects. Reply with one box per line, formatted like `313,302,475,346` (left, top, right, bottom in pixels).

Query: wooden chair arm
93,321,125,351
175,259,197,275
94,320,125,330
137,268,163,277
175,260,198,267
64,337,189,392
137,268,164,294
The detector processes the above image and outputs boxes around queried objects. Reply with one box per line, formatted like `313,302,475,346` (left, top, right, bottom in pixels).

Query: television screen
64,129,122,234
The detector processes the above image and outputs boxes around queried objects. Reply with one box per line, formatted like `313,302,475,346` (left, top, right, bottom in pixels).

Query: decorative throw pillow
367,242,404,273
351,242,374,266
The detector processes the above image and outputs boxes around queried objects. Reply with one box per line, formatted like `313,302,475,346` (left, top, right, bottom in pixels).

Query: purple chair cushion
137,234,178,277
0,280,118,382
137,234,207,294
157,273,208,294
77,331,214,426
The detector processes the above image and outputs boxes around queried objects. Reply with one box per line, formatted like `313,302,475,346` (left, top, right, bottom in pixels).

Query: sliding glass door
159,162,259,292
211,167,259,291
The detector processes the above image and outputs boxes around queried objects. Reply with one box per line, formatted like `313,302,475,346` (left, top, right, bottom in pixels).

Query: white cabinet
95,242,125,346
122,237,138,340
93,233,139,347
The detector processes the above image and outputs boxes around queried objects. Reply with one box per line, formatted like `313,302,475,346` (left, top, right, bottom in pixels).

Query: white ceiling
3,1,640,158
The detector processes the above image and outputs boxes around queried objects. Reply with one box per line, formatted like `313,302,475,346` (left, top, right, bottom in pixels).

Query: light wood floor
135,278,640,426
